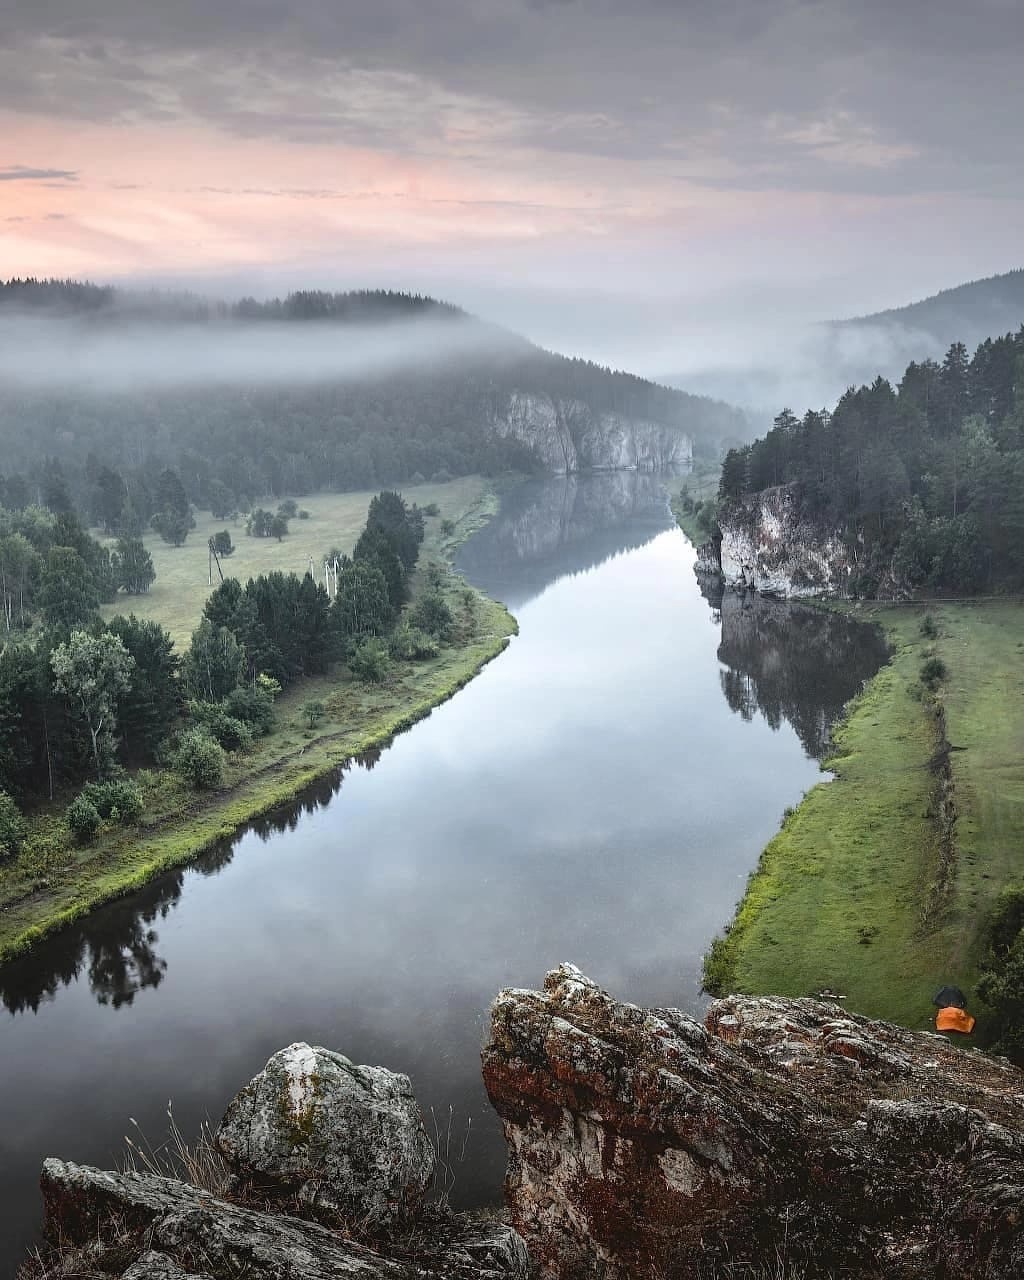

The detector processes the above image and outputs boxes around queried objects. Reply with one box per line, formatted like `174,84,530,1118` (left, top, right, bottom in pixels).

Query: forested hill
837,268,1024,354
717,328,1024,595
0,279,745,513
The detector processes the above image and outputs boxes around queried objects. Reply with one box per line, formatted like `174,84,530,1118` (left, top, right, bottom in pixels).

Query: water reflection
456,471,677,606
716,591,890,759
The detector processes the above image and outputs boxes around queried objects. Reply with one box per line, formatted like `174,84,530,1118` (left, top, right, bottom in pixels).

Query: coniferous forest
717,331,1024,594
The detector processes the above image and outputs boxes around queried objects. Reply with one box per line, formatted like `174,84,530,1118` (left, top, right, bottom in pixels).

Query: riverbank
669,459,721,545
704,599,1024,1033
0,489,518,963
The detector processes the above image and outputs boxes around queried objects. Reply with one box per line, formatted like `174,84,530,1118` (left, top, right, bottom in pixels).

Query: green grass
704,601,1024,1033
0,485,517,962
671,459,721,545
101,477,490,649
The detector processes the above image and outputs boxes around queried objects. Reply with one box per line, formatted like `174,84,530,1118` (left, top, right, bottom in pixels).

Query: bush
422,502,440,517
919,614,938,639
298,509,310,520
0,790,27,861
440,518,456,536
174,729,225,789
411,590,454,640
188,701,253,751
349,638,392,683
920,656,948,690
277,498,298,519
301,698,326,729
978,887,1024,1063
67,793,101,843
390,622,439,661
82,780,144,824
223,686,276,735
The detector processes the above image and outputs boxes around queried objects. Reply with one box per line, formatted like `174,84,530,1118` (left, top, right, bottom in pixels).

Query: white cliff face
717,487,853,598
493,391,693,474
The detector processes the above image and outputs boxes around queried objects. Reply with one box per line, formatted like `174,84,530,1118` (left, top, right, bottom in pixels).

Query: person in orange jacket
933,985,976,1035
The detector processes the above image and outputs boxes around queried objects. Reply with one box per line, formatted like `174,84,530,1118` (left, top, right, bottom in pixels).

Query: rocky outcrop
216,1042,434,1230
482,964,1024,1279
493,392,693,475
38,1159,528,1279
31,1044,528,1280
714,485,856,597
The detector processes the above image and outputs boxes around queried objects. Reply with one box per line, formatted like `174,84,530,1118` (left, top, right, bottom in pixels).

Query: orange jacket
935,1006,975,1035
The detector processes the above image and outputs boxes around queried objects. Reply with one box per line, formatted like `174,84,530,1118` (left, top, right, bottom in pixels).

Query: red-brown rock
482,964,1024,1278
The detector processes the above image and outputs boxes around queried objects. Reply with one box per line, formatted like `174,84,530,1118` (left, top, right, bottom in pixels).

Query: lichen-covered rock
482,964,1024,1279
215,1042,435,1230
38,1159,528,1279
122,1252,212,1280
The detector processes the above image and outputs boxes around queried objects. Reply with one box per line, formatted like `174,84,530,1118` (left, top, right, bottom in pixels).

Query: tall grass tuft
121,1102,231,1197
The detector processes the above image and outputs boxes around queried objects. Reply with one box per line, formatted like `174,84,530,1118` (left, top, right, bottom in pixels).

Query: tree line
0,489,443,861
716,329,1024,594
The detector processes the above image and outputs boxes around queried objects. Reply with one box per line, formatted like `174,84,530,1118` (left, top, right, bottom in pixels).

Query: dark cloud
0,164,78,182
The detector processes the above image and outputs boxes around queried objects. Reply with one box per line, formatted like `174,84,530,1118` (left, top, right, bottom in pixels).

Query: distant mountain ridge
837,267,1024,350
0,278,747,515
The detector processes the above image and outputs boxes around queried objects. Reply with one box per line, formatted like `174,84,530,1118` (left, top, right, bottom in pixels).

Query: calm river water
0,474,887,1272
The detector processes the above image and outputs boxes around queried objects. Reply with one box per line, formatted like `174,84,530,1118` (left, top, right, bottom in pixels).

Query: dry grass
121,1104,231,1197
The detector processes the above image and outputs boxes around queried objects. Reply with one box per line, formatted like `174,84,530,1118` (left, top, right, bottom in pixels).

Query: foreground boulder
216,1042,435,1230
482,964,1024,1279
38,1159,528,1279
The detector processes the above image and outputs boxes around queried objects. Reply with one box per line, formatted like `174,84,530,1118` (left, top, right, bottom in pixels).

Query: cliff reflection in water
456,471,677,607
713,589,889,759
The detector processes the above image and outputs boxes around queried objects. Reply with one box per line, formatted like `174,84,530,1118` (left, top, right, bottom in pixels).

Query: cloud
0,2,1021,198
0,164,78,182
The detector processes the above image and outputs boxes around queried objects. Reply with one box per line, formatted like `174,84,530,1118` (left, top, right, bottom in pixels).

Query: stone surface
482,963,1024,1279
38,1159,529,1280
122,1252,212,1280
714,484,859,598
215,1042,434,1230
493,391,693,475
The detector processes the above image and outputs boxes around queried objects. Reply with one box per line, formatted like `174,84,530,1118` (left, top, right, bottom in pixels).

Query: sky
2,0,1023,376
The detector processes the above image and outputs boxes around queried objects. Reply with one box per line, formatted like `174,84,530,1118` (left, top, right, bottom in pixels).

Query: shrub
298,509,310,520
83,780,144,824
223,686,276,735
174,729,225,789
390,622,439,661
188,701,253,751
301,698,326,729
67,793,102,843
211,530,234,558
0,790,27,861
440,518,456,536
919,614,938,639
920,656,948,690
411,590,454,640
277,498,298,519
422,502,440,517
349,638,392,683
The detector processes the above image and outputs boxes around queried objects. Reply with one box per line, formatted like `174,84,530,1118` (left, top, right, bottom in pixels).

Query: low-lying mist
0,311,526,393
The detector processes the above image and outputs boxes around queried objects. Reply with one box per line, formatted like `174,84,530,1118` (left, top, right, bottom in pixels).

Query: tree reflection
715,590,889,759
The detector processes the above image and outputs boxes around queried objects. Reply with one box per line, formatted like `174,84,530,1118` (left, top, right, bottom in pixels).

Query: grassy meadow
705,600,1024,1033
101,477,489,648
0,479,516,961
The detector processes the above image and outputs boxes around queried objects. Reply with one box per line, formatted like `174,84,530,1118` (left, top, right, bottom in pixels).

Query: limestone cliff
712,484,854,597
482,965,1024,1279
492,391,693,474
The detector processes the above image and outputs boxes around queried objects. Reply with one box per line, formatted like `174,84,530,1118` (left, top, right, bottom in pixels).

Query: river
0,473,888,1273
